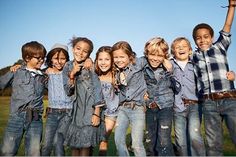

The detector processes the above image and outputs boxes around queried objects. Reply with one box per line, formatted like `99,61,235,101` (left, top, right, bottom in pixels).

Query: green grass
0,96,235,156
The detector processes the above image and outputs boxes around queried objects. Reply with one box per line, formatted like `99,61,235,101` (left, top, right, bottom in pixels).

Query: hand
91,114,100,126
163,58,173,72
226,71,235,81
83,57,93,70
10,64,21,72
70,61,83,77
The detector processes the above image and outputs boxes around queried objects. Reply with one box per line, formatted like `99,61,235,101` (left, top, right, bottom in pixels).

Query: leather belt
203,90,236,101
182,98,198,106
46,107,71,113
120,101,136,109
147,102,159,109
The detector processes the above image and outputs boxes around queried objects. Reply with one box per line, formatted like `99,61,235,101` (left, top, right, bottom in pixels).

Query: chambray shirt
116,57,147,106
0,66,47,113
48,72,73,109
143,63,175,109
193,31,235,95
171,58,198,112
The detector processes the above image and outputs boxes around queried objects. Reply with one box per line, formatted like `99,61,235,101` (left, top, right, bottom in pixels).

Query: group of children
0,0,236,156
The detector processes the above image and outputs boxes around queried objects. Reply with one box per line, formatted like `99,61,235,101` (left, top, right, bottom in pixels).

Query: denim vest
143,64,175,109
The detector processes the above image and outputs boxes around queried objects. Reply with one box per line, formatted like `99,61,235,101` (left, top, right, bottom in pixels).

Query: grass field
0,96,235,156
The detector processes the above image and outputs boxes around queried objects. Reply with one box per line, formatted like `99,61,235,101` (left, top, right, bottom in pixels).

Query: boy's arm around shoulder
0,70,14,90
223,0,236,33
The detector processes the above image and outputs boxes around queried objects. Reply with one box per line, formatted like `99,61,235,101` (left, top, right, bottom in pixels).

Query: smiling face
147,50,165,69
173,39,192,62
194,28,213,51
27,55,45,70
51,51,67,71
72,41,90,63
97,51,112,73
113,49,130,69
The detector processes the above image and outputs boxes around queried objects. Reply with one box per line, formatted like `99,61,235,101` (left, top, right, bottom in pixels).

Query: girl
94,46,119,156
112,41,147,156
41,43,73,156
62,37,105,156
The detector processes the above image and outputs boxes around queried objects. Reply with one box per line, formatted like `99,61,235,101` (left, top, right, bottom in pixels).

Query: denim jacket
0,66,48,113
143,64,177,109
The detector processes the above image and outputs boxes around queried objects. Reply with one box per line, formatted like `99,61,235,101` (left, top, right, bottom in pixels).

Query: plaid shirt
193,31,235,95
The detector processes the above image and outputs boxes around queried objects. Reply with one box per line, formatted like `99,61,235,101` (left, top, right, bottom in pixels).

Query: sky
0,0,235,74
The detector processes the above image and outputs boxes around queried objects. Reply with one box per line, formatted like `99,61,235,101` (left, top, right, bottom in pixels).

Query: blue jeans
41,111,69,156
203,98,236,156
115,105,146,156
1,111,43,156
145,107,174,156
174,104,205,156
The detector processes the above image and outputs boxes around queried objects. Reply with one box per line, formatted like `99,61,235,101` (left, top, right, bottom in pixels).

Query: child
112,41,147,156
41,43,73,156
0,41,47,156
170,37,205,156
192,0,236,155
94,46,119,156
143,37,177,156
62,37,105,156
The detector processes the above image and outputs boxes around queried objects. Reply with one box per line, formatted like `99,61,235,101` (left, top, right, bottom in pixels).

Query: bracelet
92,113,101,118
221,4,236,8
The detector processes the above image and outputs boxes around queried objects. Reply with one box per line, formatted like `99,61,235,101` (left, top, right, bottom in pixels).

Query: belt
203,90,236,101
120,101,136,109
182,98,198,106
147,102,159,109
46,107,71,113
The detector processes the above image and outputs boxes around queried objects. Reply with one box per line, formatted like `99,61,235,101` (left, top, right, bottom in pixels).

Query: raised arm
223,0,236,33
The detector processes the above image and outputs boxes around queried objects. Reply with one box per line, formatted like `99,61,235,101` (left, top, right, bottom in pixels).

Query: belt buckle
148,102,158,109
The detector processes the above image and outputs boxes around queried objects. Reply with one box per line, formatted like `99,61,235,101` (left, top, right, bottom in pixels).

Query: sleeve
0,71,14,89
62,62,75,96
137,56,148,69
90,70,106,108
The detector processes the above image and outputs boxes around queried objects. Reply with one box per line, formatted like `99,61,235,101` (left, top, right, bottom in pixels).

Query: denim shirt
116,57,147,106
171,59,198,112
0,66,47,113
143,63,175,109
48,72,73,109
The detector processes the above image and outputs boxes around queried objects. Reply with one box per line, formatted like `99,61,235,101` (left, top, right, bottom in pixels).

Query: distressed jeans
145,107,174,156
174,104,205,156
202,98,236,156
41,111,70,156
115,105,146,156
1,111,42,156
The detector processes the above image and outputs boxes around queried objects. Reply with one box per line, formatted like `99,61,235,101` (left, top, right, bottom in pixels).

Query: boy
143,37,178,156
192,0,236,155
0,41,47,156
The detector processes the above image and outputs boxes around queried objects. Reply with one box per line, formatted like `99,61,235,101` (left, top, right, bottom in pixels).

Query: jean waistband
182,98,198,106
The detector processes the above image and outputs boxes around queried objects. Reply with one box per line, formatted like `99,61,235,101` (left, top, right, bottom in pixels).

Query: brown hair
95,46,116,86
21,41,47,62
144,37,169,59
45,48,69,68
112,41,136,64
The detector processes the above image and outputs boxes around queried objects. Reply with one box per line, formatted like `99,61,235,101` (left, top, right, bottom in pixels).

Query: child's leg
188,105,205,156
203,100,223,156
145,109,158,156
222,99,236,145
174,111,188,156
24,118,43,156
130,106,146,156
71,148,80,156
99,117,116,155
114,107,130,156
1,113,24,156
79,147,92,156
41,113,59,156
156,107,174,156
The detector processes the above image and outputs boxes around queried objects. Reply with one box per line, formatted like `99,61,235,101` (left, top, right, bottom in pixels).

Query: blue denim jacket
143,63,176,109
116,57,147,106
0,66,47,113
